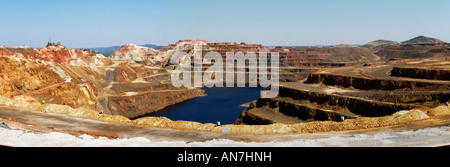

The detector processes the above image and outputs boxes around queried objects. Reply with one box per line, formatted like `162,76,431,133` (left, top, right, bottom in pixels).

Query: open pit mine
1,36,450,140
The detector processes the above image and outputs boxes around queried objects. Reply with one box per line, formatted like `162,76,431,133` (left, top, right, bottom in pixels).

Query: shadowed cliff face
391,66,450,81
305,73,450,90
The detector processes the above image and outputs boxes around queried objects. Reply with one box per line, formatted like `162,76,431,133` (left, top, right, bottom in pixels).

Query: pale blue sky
1,0,449,48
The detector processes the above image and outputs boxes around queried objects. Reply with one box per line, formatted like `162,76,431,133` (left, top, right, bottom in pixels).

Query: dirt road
0,105,233,142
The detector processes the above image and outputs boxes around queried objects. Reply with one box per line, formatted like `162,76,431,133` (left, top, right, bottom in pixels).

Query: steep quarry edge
391,67,450,81
305,73,450,90
100,88,206,119
1,95,449,135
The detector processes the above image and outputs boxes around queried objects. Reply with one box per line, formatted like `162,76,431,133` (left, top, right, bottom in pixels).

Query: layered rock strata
236,56,450,125
99,62,205,118
391,66,450,81
0,45,205,119
272,46,378,67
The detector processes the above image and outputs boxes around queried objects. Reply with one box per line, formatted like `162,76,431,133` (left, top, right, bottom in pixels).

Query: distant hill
84,44,163,56
401,36,445,45
361,40,401,49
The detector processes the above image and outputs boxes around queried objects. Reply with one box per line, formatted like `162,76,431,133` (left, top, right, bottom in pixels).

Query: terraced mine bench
235,56,450,125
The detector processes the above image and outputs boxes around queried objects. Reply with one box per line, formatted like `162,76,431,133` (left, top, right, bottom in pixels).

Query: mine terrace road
0,105,234,142
1,105,450,146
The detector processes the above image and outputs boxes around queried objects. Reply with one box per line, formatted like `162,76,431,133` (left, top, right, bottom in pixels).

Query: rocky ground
1,106,449,146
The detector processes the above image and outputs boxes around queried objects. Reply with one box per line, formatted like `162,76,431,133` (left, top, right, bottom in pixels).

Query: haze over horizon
1,0,449,48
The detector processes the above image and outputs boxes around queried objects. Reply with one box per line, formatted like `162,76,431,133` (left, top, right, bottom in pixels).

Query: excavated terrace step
305,72,450,90
272,97,357,120
235,106,307,125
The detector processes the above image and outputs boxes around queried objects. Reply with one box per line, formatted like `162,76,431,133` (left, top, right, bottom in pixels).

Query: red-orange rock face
0,44,205,119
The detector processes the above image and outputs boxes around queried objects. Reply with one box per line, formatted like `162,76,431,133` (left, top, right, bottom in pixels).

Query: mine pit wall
305,73,450,90
171,65,278,87
279,68,320,82
235,86,419,125
99,64,207,119
173,65,319,86
255,98,355,122
340,91,450,105
99,88,205,119
234,110,275,125
277,87,414,117
391,67,450,81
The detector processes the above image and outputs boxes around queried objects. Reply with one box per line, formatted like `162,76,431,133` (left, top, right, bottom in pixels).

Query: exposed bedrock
339,91,449,105
276,86,414,117
0,47,206,120
272,46,378,67
100,88,204,119
235,82,448,125
305,73,450,90
100,63,205,119
391,67,450,81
